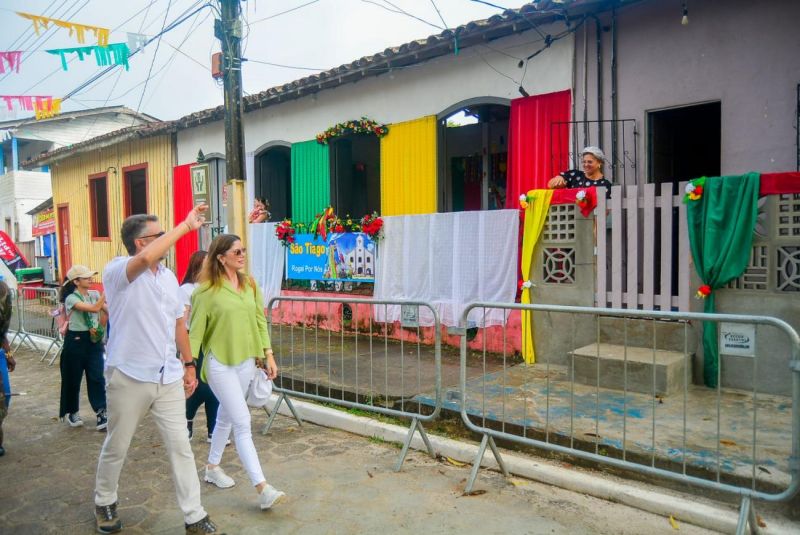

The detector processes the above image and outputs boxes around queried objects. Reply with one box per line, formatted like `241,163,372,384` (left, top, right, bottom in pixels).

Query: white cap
581,146,606,162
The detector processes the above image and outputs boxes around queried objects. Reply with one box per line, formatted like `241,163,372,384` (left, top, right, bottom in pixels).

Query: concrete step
571,343,692,396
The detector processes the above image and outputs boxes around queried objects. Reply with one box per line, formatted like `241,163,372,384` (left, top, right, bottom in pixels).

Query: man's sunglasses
138,231,166,240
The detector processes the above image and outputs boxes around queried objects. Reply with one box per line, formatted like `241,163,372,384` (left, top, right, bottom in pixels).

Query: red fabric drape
551,187,598,217
173,163,198,282
760,172,800,196
505,89,572,208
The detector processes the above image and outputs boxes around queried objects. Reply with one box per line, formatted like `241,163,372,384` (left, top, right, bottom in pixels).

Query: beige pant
95,369,207,524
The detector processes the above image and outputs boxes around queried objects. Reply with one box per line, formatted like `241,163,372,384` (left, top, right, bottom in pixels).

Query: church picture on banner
286,232,376,283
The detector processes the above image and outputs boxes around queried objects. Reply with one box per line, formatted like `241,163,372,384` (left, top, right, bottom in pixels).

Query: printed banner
286,232,376,282
32,207,55,237
0,230,29,272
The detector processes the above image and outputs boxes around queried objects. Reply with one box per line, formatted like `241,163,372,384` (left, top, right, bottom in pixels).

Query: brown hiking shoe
185,515,225,534
95,502,122,534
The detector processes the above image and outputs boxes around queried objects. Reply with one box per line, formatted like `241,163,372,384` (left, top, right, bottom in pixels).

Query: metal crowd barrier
10,286,62,364
455,302,800,535
265,296,442,471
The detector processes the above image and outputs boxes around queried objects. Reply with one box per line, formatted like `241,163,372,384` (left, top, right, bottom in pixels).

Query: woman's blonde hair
197,234,252,292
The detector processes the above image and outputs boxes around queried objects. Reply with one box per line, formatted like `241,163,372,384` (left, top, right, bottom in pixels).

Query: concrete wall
574,0,800,178
177,25,573,164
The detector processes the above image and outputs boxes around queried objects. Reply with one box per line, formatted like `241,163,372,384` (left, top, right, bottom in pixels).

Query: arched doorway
437,98,510,212
255,143,291,221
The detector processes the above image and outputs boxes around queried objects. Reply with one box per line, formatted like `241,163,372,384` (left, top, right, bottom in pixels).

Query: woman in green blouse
189,234,284,510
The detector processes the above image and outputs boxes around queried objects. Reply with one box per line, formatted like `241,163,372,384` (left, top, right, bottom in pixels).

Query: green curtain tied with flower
685,173,760,388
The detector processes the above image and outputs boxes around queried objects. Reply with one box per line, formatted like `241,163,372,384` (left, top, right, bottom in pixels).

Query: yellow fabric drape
520,189,553,364
380,116,437,215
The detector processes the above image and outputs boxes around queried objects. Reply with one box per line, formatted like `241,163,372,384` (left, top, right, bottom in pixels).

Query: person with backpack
59,265,108,430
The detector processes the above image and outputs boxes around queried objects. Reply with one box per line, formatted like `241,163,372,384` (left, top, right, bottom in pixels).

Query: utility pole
217,0,247,241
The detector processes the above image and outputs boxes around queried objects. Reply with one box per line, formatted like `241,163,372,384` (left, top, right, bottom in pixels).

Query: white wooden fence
595,183,691,311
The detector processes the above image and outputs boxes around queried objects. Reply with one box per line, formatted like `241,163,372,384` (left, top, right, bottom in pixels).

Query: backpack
52,303,71,337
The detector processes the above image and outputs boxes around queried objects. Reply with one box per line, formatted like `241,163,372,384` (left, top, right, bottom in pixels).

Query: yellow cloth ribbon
520,189,553,364
17,12,109,45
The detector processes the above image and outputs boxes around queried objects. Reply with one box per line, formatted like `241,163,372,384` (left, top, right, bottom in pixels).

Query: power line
133,0,174,120
248,0,320,25
62,2,211,101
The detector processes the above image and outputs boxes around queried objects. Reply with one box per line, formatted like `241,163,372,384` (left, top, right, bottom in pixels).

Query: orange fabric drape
506,89,572,209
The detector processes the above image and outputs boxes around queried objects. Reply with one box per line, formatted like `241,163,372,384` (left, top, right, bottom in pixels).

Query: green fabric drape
291,140,330,223
686,173,760,387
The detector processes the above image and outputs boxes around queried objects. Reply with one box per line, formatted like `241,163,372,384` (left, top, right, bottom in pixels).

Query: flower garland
575,189,589,208
316,117,389,145
519,193,531,210
684,177,706,203
274,209,384,247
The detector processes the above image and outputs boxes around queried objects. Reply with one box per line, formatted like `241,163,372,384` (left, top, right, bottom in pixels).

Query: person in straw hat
58,264,108,430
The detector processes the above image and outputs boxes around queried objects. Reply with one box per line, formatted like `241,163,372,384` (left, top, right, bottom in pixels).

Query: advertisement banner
286,232,376,283
32,207,56,237
0,230,29,273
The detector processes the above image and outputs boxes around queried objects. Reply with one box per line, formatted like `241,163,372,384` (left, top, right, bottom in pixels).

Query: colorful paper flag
0,51,22,74
46,43,130,71
16,12,109,46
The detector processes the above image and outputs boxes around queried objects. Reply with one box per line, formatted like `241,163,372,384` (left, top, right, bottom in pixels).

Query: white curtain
373,209,519,327
249,223,284,308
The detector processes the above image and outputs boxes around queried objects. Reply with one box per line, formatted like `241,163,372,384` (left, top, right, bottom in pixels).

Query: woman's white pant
205,355,265,486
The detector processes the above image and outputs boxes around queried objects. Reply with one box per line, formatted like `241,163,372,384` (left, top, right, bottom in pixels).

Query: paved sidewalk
0,349,718,534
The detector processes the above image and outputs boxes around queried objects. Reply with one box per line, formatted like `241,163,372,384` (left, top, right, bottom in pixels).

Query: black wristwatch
184,360,196,368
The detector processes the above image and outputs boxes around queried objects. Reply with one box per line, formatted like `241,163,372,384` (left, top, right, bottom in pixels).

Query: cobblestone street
0,349,718,534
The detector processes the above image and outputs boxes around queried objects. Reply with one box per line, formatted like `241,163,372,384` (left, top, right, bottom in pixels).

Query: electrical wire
248,0,320,25
62,2,211,101
133,0,174,121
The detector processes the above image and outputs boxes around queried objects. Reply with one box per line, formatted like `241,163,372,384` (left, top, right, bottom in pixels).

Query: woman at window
189,234,284,510
248,197,270,224
548,146,612,193
58,265,108,431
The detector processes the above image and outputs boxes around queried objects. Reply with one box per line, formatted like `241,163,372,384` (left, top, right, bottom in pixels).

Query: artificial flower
695,284,712,299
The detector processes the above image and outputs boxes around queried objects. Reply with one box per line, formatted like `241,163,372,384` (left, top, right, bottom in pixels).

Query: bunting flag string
34,97,62,120
0,96,62,120
127,33,148,53
46,43,130,71
16,12,110,46
0,51,23,74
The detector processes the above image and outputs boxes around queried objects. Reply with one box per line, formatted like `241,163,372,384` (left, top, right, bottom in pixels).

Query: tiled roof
29,0,618,167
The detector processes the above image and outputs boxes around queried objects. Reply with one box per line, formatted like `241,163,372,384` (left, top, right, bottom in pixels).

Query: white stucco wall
177,26,574,164
0,170,52,243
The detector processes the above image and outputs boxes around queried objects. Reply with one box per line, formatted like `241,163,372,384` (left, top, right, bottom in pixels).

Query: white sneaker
207,434,231,446
204,466,235,489
259,484,285,510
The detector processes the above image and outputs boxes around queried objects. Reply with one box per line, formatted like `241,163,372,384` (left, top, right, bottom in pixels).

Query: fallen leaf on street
367,470,374,478
462,490,487,497
757,466,771,474
720,439,737,447
669,515,680,530
756,514,766,528
445,456,468,467
509,478,529,487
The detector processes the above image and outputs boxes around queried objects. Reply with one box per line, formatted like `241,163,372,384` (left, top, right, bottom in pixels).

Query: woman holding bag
189,234,285,510
58,265,108,430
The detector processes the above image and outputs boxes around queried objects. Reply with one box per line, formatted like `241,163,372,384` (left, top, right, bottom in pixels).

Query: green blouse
189,279,271,380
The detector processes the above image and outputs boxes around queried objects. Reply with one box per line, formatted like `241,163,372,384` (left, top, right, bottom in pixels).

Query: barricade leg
394,418,435,472
465,434,508,493
261,392,303,435
735,496,761,535
47,346,61,366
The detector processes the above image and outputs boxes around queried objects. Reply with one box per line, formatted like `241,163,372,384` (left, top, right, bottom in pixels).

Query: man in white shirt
94,205,224,535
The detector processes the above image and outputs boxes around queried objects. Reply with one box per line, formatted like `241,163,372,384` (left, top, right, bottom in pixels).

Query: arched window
255,143,292,220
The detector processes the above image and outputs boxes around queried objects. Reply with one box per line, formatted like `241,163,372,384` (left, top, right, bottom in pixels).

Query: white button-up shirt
103,256,185,384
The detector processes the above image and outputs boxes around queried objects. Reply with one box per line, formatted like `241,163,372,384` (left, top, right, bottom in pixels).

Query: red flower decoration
696,284,712,299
